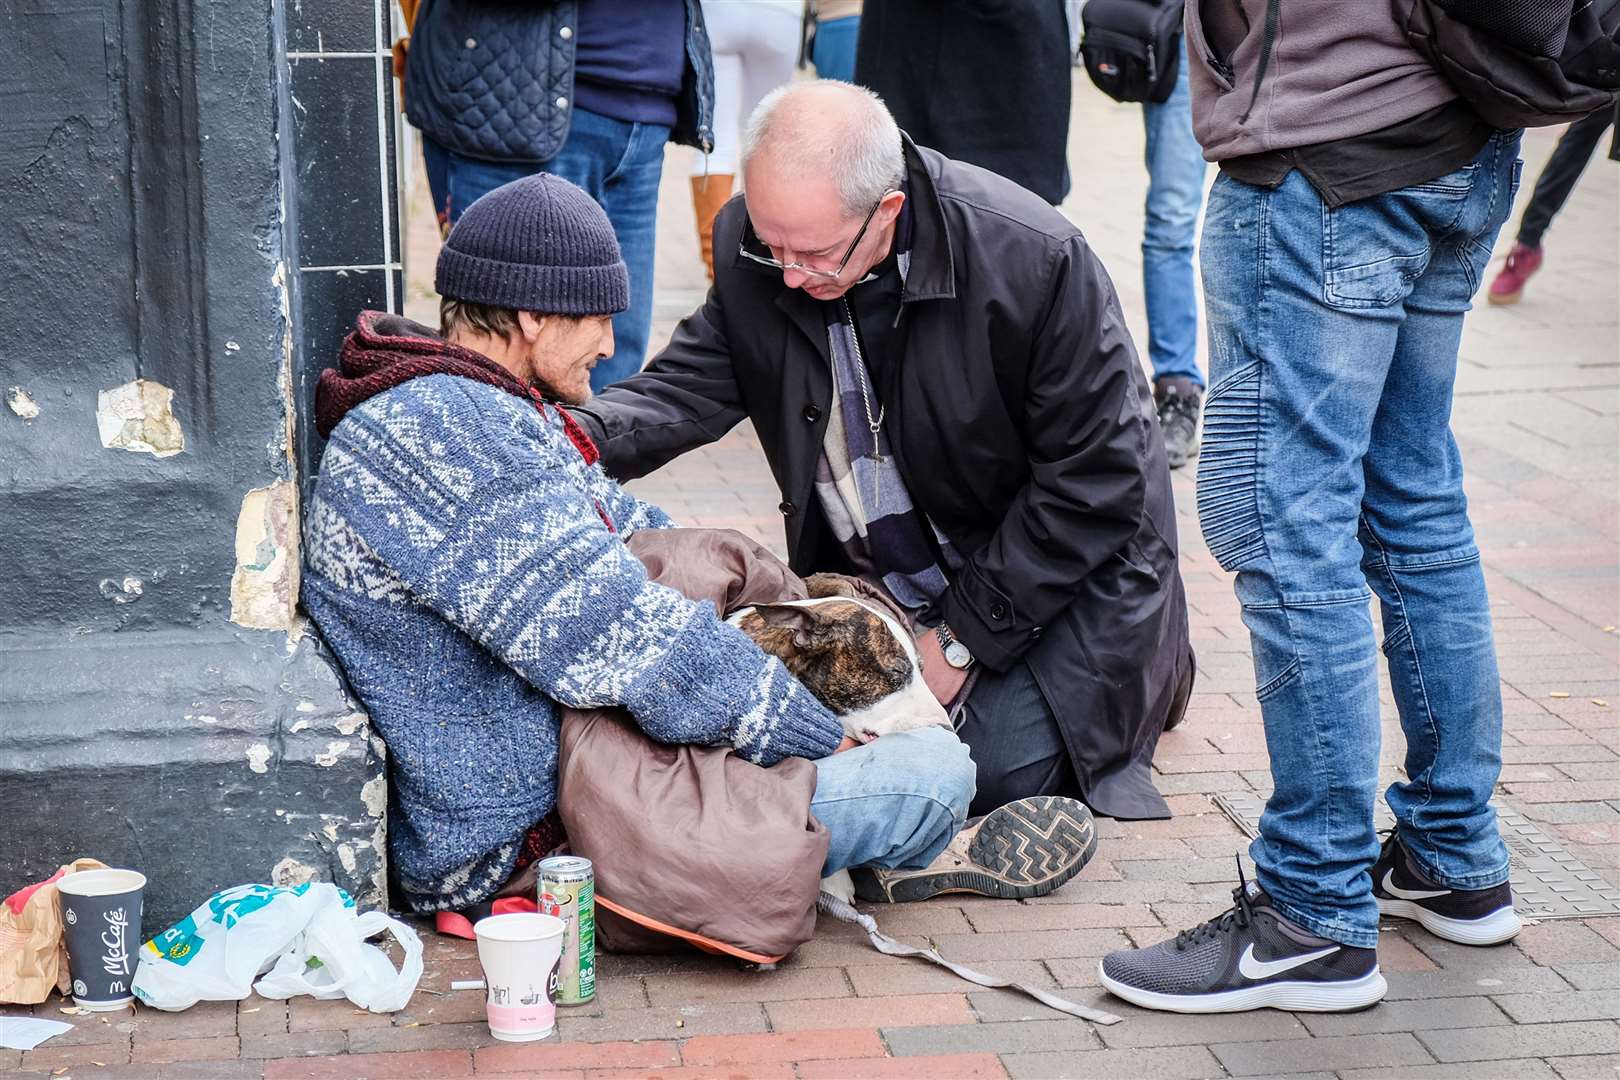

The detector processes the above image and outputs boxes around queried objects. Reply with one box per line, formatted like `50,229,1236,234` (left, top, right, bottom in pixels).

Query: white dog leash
816,892,1122,1025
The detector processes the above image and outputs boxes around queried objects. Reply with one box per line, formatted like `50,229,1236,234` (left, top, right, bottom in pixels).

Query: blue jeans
424,106,669,390
812,15,860,83
1141,41,1208,387
812,726,975,876
1196,132,1523,948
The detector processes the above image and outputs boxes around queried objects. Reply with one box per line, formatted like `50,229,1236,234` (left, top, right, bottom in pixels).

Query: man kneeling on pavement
300,171,1109,920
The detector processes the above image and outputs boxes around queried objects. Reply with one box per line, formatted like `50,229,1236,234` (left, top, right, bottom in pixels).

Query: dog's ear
749,603,821,650
805,573,858,601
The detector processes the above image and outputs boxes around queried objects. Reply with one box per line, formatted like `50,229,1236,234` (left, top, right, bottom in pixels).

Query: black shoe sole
855,796,1099,903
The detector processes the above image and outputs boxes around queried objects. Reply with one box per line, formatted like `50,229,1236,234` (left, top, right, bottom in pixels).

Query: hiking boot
1488,243,1543,304
1372,831,1521,946
1098,862,1386,1013
1154,378,1203,470
853,795,1097,902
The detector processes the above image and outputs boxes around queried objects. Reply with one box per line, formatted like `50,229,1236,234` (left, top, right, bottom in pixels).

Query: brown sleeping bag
555,528,830,963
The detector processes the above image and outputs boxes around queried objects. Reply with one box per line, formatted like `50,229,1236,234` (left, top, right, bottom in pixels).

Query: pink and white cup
473,912,565,1042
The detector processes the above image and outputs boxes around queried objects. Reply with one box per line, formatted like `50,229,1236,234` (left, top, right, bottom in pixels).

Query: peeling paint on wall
99,577,144,604
335,712,367,736
230,480,299,630
96,379,185,457
314,740,347,767
337,844,358,874
360,775,387,818
271,857,317,888
245,743,272,773
6,387,41,420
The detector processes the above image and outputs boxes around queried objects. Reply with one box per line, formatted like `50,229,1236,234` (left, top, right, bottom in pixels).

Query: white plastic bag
132,883,420,1013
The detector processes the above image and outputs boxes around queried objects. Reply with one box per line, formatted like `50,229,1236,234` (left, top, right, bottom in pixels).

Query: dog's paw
820,868,856,905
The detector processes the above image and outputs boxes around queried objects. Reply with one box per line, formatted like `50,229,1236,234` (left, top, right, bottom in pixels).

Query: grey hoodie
1186,0,1458,161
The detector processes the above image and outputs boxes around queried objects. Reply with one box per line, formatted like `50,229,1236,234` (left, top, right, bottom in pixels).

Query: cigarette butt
58,1006,80,1014
92,1064,105,1068
450,979,486,991
1594,699,1609,707
240,1007,260,1013
1549,691,1570,699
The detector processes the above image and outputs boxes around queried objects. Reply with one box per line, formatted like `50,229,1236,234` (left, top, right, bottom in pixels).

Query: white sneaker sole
1096,964,1387,1014
1377,897,1522,945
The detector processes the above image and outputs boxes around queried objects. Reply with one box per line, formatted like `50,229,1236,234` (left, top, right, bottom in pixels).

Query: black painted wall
0,0,399,927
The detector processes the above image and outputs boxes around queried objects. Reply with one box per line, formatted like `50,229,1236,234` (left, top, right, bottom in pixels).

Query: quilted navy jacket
404,0,715,165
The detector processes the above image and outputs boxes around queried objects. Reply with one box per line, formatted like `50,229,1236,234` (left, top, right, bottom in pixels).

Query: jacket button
558,26,573,40
1031,625,1044,639
464,37,477,49
803,404,821,422
779,501,796,517
990,603,1008,620
555,96,569,109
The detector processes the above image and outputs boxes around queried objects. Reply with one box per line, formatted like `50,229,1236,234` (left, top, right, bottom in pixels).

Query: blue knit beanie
435,174,629,316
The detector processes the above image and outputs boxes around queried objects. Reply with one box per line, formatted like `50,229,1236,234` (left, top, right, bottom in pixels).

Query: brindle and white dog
726,574,950,744
727,574,953,904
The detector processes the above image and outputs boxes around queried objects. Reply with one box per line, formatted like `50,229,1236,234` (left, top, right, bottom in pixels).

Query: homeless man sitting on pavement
573,81,1196,838
298,172,1100,923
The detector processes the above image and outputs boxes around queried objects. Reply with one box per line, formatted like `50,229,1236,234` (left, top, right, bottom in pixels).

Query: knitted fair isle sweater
301,374,844,912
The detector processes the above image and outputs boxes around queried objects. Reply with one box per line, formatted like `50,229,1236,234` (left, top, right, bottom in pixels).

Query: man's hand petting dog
834,736,860,754
915,627,971,707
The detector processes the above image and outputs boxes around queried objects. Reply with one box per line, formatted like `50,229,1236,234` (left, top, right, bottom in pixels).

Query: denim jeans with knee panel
1196,132,1524,948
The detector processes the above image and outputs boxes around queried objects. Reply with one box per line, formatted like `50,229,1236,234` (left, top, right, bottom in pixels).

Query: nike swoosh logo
1238,943,1340,980
1381,869,1451,900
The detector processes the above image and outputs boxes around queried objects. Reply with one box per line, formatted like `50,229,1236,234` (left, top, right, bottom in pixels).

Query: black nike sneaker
1372,831,1521,946
1153,378,1203,470
852,795,1098,902
1099,862,1386,1013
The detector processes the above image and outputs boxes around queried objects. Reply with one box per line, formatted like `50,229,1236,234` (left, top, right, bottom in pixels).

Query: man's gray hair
740,81,905,219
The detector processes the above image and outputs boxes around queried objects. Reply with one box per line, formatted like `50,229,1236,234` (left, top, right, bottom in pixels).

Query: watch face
944,641,972,669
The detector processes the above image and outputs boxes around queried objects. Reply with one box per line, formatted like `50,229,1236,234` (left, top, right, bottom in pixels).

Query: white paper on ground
0,1016,74,1051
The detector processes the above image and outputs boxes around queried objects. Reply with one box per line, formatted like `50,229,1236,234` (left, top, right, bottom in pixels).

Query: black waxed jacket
574,139,1193,819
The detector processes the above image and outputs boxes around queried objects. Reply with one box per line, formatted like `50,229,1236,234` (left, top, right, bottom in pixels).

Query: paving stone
1516,922,1620,966
1551,1053,1620,1079
239,1031,346,1060
643,966,847,1005
1416,1020,1620,1062
130,1035,240,1063
1558,962,1620,990
962,902,1161,932
1094,1005,1308,1049
847,960,1054,997
1382,965,1570,999
1002,1044,1225,1080
767,993,972,1031
881,1019,1103,1057
565,1005,761,1045
1298,995,1507,1036
127,1001,240,1041
236,1001,290,1037
262,1048,472,1079
20,1042,134,1069
1210,1032,1434,1075
474,1037,678,1073
794,1053,1008,1079
1492,989,1620,1023
1339,1059,1563,1080
930,929,1131,961
287,997,393,1033
344,1020,497,1054
679,1026,885,1065
157,1062,268,1079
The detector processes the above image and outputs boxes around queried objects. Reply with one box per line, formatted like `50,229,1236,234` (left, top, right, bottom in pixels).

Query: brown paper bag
0,858,108,1004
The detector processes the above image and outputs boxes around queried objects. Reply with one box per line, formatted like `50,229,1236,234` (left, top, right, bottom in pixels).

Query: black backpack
1080,0,1186,104
1399,0,1620,127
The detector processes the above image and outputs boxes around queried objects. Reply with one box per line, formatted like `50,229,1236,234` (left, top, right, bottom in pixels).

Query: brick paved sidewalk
6,76,1616,1080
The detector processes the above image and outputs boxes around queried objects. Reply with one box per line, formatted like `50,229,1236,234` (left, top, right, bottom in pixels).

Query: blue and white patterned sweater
301,374,843,912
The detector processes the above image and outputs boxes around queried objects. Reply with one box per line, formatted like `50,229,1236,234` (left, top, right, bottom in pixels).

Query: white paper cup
473,912,565,1042
57,868,146,1012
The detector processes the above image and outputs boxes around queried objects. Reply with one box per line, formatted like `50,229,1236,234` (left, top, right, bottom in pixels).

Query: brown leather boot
691,173,734,280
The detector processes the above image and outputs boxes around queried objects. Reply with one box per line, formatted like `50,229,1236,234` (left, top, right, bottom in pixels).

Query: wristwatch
934,624,974,670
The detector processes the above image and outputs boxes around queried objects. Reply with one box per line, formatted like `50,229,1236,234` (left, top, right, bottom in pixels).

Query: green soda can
537,855,595,1005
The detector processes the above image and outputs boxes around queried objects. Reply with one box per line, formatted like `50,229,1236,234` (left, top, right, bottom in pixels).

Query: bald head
741,80,905,218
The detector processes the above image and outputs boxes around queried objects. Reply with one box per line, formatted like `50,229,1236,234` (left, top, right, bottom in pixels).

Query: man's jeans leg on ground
438,107,669,389
1195,133,1522,948
1140,40,1207,387
812,726,975,877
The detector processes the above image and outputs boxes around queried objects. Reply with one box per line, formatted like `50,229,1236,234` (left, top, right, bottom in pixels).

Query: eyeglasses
738,193,891,281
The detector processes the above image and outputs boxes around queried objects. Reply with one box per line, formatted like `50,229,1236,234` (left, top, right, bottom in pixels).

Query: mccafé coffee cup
57,868,146,1011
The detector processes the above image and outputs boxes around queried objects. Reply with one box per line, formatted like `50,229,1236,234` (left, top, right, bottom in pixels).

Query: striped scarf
812,263,959,613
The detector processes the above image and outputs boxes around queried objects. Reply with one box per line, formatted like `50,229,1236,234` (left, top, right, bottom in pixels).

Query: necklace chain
840,297,884,456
